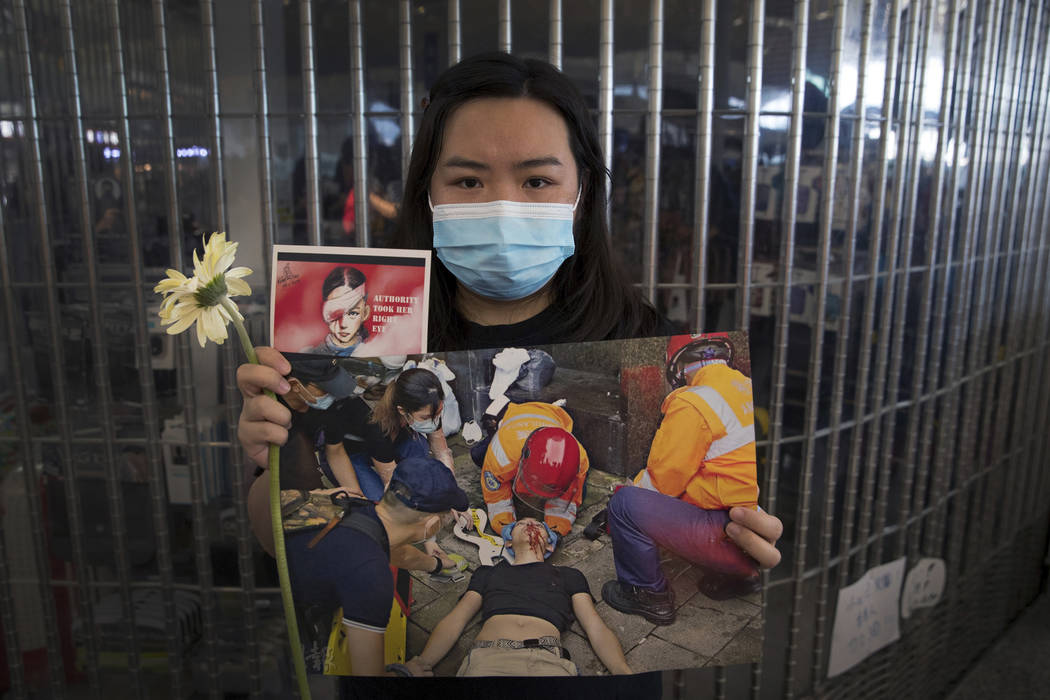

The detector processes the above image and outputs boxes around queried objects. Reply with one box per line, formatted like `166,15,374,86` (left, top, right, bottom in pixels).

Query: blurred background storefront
1,0,1048,697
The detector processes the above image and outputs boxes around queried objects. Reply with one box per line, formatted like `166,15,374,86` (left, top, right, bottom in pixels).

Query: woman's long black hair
394,52,665,350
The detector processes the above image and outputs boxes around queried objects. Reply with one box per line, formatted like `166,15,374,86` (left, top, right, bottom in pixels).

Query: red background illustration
272,259,427,355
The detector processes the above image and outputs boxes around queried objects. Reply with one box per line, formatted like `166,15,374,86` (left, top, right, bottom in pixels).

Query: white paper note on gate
827,557,906,677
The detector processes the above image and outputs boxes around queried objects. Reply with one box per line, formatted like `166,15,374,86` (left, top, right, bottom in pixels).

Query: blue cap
389,457,469,513
290,357,356,399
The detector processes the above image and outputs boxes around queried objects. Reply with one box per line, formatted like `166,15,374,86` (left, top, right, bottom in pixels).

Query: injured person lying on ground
402,518,633,677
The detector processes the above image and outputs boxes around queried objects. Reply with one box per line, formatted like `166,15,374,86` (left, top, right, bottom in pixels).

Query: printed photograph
275,332,762,677
269,245,430,359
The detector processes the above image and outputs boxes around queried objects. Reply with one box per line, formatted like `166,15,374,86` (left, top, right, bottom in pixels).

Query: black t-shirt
358,421,414,464
296,396,371,446
461,304,678,350
297,396,411,463
467,560,591,633
463,305,569,349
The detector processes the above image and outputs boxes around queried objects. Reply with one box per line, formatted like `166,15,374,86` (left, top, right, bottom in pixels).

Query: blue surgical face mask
430,193,580,300
410,417,440,434
305,393,335,411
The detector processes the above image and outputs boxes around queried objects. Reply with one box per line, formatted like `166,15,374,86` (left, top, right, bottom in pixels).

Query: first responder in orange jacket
481,401,590,536
634,359,758,510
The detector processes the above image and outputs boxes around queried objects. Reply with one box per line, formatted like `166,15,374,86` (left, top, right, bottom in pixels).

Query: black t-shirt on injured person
467,560,591,633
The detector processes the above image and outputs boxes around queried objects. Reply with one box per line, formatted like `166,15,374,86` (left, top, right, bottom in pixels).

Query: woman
303,266,370,356
397,54,666,350
240,52,782,695
334,367,455,499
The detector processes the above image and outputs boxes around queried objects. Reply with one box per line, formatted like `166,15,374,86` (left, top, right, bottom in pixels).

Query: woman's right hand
236,346,293,468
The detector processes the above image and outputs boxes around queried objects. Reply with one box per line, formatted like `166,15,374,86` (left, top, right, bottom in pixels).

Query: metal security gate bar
0,1,1048,699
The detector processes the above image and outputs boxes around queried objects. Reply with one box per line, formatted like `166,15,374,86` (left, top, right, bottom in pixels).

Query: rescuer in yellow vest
602,336,760,625
634,335,758,510
479,401,590,538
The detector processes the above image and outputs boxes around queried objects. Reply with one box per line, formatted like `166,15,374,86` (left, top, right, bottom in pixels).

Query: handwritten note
901,558,946,619
827,557,906,677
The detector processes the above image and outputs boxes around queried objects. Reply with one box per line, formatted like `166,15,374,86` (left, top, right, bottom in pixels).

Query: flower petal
166,307,201,335
226,277,251,297
202,308,228,344
203,233,230,273
224,301,244,322
215,243,238,274
192,247,207,281
154,270,189,293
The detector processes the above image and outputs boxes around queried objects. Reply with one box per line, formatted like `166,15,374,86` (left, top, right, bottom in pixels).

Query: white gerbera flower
151,231,310,698
154,232,253,348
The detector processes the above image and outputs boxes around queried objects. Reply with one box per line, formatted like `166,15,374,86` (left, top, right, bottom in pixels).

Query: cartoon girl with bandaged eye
304,266,371,356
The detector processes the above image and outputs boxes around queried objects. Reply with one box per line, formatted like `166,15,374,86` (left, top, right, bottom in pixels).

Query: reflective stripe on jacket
481,401,589,536
635,362,758,510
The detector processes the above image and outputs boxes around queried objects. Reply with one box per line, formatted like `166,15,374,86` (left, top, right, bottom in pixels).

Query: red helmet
666,333,733,388
514,427,581,500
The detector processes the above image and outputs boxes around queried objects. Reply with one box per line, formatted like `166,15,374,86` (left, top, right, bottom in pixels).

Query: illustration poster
270,245,430,359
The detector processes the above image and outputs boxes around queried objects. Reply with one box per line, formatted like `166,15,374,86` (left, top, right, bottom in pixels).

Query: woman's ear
574,173,589,222
361,303,371,322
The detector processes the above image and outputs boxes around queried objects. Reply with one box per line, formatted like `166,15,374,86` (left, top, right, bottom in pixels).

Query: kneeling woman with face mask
364,368,453,488
303,368,454,501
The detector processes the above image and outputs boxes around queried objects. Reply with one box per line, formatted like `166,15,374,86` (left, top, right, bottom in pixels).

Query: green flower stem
224,299,259,367
224,299,311,700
